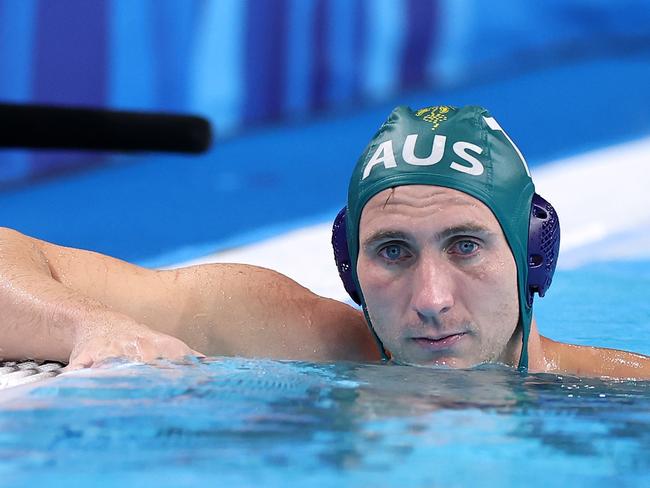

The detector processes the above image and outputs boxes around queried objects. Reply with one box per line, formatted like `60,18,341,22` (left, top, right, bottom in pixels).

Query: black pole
0,103,213,154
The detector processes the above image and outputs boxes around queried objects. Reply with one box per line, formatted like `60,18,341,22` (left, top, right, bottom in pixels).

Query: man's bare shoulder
309,294,381,362
540,336,650,380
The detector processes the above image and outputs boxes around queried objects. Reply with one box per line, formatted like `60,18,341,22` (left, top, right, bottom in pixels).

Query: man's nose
410,255,455,322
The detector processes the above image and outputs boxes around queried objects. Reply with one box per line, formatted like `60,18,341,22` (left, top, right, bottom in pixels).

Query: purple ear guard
526,193,561,306
332,207,362,305
331,193,561,307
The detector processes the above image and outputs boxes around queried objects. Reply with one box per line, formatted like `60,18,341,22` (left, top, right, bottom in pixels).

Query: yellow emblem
414,105,451,130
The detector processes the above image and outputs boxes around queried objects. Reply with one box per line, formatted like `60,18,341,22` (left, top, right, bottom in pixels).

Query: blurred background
1,0,649,274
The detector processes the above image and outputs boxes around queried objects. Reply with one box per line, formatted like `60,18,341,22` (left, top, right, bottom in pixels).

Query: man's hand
0,227,206,366
67,321,204,370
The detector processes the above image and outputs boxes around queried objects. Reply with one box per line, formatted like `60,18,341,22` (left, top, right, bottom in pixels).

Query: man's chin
392,335,480,368
390,352,475,369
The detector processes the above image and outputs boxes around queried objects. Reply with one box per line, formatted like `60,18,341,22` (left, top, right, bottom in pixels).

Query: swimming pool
1,260,649,487
2,7,650,486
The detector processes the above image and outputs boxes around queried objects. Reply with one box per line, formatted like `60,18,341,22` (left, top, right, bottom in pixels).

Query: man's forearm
0,227,89,360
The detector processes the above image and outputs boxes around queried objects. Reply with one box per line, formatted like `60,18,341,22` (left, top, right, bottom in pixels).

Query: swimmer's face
356,185,521,368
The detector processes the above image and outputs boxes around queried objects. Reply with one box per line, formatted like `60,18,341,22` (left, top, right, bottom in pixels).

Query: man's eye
379,244,407,261
450,240,480,256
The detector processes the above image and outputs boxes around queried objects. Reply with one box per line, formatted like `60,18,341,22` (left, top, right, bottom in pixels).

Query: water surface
1,358,649,487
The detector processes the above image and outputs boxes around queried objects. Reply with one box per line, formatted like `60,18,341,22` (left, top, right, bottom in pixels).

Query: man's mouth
411,333,467,351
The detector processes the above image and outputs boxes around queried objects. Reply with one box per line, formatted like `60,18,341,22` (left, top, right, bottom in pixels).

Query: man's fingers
62,363,86,373
64,353,94,372
66,328,205,368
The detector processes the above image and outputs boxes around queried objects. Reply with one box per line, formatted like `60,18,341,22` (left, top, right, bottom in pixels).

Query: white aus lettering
362,133,487,180
362,140,397,179
450,141,484,176
402,134,446,166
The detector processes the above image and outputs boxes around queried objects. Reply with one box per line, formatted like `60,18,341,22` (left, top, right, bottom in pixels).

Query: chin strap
361,304,390,361
517,325,529,371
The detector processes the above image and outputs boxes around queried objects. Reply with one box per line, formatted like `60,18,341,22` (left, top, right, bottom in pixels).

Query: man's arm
541,336,650,380
0,227,378,366
168,263,379,361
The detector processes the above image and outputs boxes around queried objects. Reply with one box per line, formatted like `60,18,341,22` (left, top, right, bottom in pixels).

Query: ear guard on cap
526,193,560,306
331,207,362,304
331,193,561,307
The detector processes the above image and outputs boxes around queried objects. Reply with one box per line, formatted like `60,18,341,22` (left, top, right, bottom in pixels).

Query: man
0,105,648,378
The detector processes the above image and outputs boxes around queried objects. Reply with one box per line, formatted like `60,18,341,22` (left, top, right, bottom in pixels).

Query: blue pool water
0,261,649,487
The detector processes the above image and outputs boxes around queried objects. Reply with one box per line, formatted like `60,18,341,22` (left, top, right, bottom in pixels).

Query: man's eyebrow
362,224,495,248
362,230,410,248
435,224,495,241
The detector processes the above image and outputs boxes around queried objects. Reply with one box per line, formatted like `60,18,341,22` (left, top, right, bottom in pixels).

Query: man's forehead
359,185,502,234
362,185,485,213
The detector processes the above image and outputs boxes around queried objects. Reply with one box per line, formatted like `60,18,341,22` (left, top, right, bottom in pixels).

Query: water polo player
333,105,556,370
0,105,648,378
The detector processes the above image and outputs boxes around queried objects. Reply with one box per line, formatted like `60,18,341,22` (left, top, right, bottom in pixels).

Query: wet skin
357,185,523,368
